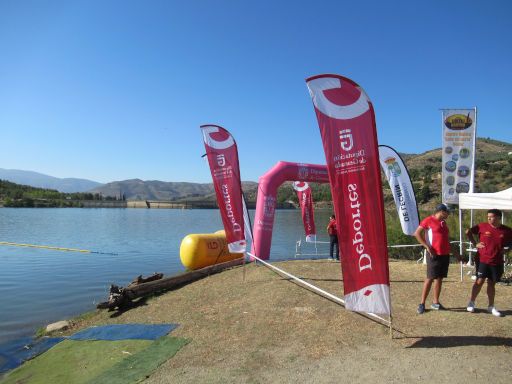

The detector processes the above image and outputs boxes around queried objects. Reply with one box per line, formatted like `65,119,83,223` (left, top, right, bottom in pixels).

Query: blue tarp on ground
0,336,65,374
69,323,179,341
0,324,179,374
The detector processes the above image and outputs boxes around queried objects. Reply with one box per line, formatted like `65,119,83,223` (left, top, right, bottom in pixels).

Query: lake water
0,208,333,345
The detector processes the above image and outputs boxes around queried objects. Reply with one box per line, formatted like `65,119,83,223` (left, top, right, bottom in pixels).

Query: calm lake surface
0,208,333,345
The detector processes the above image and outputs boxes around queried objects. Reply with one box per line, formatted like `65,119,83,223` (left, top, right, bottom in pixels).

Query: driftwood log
129,273,164,286
97,258,246,310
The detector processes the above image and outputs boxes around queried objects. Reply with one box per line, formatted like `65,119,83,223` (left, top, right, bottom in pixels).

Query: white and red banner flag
378,145,419,235
441,108,477,204
201,124,246,253
292,181,316,242
306,74,390,315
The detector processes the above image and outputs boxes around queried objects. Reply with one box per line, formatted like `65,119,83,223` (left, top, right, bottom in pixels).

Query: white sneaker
466,301,475,313
488,306,502,317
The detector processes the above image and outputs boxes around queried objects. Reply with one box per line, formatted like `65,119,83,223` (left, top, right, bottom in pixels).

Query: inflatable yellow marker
180,230,244,270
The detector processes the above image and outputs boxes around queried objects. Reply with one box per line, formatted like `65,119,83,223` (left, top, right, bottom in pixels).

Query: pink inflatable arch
251,161,329,260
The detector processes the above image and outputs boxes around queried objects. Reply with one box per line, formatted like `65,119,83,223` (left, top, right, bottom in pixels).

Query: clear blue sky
0,1,510,184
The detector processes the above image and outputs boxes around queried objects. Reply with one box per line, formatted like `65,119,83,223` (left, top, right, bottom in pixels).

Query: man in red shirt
466,209,512,317
326,214,339,261
414,204,462,314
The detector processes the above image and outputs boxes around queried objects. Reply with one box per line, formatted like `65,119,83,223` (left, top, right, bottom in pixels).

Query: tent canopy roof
458,187,512,210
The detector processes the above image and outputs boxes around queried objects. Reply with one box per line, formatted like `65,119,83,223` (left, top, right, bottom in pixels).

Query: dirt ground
68,259,512,383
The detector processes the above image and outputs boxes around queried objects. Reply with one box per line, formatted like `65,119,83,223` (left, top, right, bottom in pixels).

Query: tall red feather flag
201,125,246,253
292,181,316,242
306,74,390,314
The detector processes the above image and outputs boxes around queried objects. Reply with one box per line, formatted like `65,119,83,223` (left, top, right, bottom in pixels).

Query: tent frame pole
459,208,463,282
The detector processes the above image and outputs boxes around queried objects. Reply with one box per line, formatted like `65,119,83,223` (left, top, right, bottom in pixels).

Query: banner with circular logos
441,108,477,205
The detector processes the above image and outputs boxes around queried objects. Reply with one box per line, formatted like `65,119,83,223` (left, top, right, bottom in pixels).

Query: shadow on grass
438,307,470,312
441,308,512,316
406,335,512,348
389,280,425,283
109,297,149,318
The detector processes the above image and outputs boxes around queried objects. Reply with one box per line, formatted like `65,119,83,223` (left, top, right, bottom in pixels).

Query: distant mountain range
0,168,259,201
88,179,216,200
88,179,259,201
0,168,103,193
1,138,510,203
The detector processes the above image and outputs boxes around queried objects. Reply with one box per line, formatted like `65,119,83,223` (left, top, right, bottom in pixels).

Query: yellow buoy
180,230,243,270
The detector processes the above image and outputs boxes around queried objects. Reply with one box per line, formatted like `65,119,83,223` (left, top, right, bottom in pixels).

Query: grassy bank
6,260,511,383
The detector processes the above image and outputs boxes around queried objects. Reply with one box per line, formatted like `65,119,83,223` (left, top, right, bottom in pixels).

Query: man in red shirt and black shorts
466,209,512,317
414,204,462,314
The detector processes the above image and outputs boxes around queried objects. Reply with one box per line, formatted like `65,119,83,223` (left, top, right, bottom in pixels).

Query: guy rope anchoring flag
292,181,316,242
306,74,391,315
200,125,246,253
378,145,419,235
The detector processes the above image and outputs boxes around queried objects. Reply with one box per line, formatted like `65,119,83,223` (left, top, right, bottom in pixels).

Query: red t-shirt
327,219,337,236
419,215,450,255
470,223,512,265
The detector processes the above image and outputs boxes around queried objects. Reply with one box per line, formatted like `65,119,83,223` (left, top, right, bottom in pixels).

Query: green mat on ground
1,336,189,384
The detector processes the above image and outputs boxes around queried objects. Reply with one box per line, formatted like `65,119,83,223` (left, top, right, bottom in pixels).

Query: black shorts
427,255,450,279
476,262,504,282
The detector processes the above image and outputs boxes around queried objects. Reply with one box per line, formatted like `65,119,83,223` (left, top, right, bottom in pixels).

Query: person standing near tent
466,209,512,317
415,204,462,314
327,214,339,261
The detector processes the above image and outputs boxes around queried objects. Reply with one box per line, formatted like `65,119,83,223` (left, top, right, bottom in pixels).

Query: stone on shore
46,320,70,333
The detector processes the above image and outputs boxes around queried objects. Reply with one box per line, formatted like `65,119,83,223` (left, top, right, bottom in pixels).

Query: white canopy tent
457,187,512,266
459,187,512,210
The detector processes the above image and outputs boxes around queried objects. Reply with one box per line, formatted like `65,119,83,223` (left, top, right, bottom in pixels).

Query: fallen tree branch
97,258,246,310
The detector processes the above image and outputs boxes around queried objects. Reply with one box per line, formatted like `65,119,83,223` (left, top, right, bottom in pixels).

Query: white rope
296,238,330,258
246,252,391,325
387,244,422,248
295,253,330,256
301,240,427,249
302,242,470,249
306,240,330,244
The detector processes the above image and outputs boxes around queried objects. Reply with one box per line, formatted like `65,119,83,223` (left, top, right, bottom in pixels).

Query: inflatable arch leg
251,161,329,260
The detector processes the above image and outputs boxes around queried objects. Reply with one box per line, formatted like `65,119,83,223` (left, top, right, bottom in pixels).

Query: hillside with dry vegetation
278,137,512,211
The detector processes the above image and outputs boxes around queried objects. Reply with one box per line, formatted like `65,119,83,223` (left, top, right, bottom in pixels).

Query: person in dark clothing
327,214,339,261
466,208,512,317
